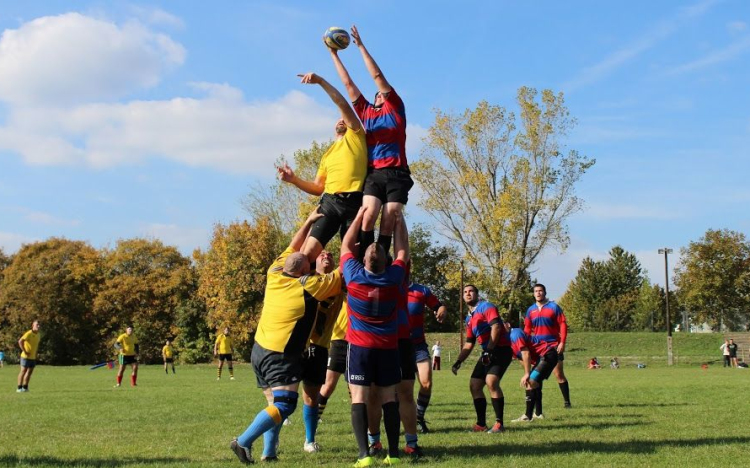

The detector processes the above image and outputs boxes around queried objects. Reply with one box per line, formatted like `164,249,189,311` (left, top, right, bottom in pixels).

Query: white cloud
0,12,185,105
127,5,185,29
23,210,80,226
580,203,682,221
663,35,750,75
563,0,720,91
140,223,210,254
727,21,747,34
0,231,36,254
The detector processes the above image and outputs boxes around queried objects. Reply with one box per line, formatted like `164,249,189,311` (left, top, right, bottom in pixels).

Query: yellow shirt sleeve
301,269,342,301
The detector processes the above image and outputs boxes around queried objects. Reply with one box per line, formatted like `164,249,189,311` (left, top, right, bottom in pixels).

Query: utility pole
658,248,674,365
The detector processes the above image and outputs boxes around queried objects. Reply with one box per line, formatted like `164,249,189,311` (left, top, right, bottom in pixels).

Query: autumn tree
196,217,283,360
674,229,750,331
0,239,104,364
411,88,595,321
93,239,196,363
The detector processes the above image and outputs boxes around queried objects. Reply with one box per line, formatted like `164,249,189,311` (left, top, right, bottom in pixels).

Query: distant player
431,341,442,371
300,249,345,453
509,327,557,422
329,25,413,256
115,326,139,388
277,72,367,263
451,285,512,433
214,327,234,381
17,320,41,392
341,207,409,467
524,284,571,408
163,339,176,374
230,210,342,464
408,282,447,434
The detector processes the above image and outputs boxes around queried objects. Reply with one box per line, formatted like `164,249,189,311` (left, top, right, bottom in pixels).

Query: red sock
131,375,137,386
117,375,123,385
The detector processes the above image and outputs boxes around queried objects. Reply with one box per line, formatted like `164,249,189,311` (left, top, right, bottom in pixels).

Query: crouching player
509,327,558,422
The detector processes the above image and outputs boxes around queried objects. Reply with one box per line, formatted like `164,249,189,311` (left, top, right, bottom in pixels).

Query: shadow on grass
425,436,750,458
437,420,648,435
0,455,191,467
588,402,692,408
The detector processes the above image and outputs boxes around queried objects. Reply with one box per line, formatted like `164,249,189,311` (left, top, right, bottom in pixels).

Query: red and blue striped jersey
510,328,539,364
407,283,442,345
353,89,407,170
465,300,510,350
341,252,405,350
524,301,567,353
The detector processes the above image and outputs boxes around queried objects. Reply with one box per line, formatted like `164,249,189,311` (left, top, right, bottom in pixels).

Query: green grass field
2,351,749,468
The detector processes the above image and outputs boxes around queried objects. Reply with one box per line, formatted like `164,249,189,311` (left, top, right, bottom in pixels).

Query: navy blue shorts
346,344,401,387
413,342,430,363
20,358,36,368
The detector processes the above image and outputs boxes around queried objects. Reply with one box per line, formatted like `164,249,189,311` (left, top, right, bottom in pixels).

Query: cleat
113,384,120,388
230,438,254,464
368,441,383,457
282,418,291,426
231,376,235,381
416,418,430,434
404,445,423,458
260,456,278,462
533,413,544,420
217,377,221,381
16,388,24,393
511,414,532,423
487,422,505,433
564,402,572,409
353,456,374,467
383,455,401,465
303,441,321,453
471,424,489,432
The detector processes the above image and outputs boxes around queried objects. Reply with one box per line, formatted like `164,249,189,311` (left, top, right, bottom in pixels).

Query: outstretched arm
393,212,409,264
276,162,325,196
290,209,324,252
329,48,362,102
341,207,366,257
350,25,392,95
299,72,361,131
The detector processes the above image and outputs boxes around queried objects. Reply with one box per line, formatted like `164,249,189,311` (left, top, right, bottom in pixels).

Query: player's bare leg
415,360,433,432
553,361,571,407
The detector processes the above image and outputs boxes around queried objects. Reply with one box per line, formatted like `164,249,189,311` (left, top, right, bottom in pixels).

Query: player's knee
272,390,299,420
420,379,432,392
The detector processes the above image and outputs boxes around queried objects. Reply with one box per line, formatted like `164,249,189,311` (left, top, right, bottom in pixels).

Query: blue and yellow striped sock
238,405,282,448
303,404,319,443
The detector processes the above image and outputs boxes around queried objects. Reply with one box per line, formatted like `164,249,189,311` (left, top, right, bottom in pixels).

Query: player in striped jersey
509,327,558,422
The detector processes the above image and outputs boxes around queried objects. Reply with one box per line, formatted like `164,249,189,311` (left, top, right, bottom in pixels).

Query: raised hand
350,25,362,46
276,163,295,182
297,72,321,85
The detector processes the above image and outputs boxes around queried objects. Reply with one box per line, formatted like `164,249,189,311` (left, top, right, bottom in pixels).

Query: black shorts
558,352,565,362
219,353,233,362
310,192,363,245
121,355,138,366
363,168,414,205
301,344,329,386
328,339,348,373
531,349,559,383
398,339,417,381
251,343,302,389
164,358,174,363
470,346,512,380
346,344,401,387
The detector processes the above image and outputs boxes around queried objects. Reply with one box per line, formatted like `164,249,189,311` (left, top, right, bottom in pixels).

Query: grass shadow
0,455,191,467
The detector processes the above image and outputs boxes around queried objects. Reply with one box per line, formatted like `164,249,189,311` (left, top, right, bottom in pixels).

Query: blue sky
1,1,749,298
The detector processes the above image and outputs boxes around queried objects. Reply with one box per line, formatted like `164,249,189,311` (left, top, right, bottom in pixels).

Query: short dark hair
533,283,546,293
464,284,479,294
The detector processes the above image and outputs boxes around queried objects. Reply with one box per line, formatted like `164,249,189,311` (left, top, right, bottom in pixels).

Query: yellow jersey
317,127,367,194
215,334,233,354
330,296,349,342
162,345,174,359
116,333,138,356
310,291,345,348
20,330,41,360
255,247,343,354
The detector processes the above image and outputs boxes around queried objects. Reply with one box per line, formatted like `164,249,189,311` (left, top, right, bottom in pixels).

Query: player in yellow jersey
17,320,41,393
115,326,139,387
300,250,345,453
230,209,342,464
214,327,235,380
163,339,176,374
277,72,367,264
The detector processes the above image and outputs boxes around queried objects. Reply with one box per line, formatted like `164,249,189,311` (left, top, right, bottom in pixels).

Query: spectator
720,340,731,368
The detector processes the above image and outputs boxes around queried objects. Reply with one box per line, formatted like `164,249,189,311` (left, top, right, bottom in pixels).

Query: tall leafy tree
196,217,283,360
94,238,196,363
674,229,750,331
0,239,104,364
411,88,594,319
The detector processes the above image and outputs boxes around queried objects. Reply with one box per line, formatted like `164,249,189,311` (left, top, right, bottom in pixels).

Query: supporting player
341,207,409,467
214,327,234,381
230,210,342,464
509,327,558,422
115,326,139,388
163,339,176,374
300,250,345,453
451,285,512,433
17,320,41,393
408,282,447,433
277,72,367,263
524,284,571,408
316,298,349,423
329,25,413,256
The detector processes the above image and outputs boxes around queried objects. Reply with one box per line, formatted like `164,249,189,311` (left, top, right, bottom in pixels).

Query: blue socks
303,403,319,443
